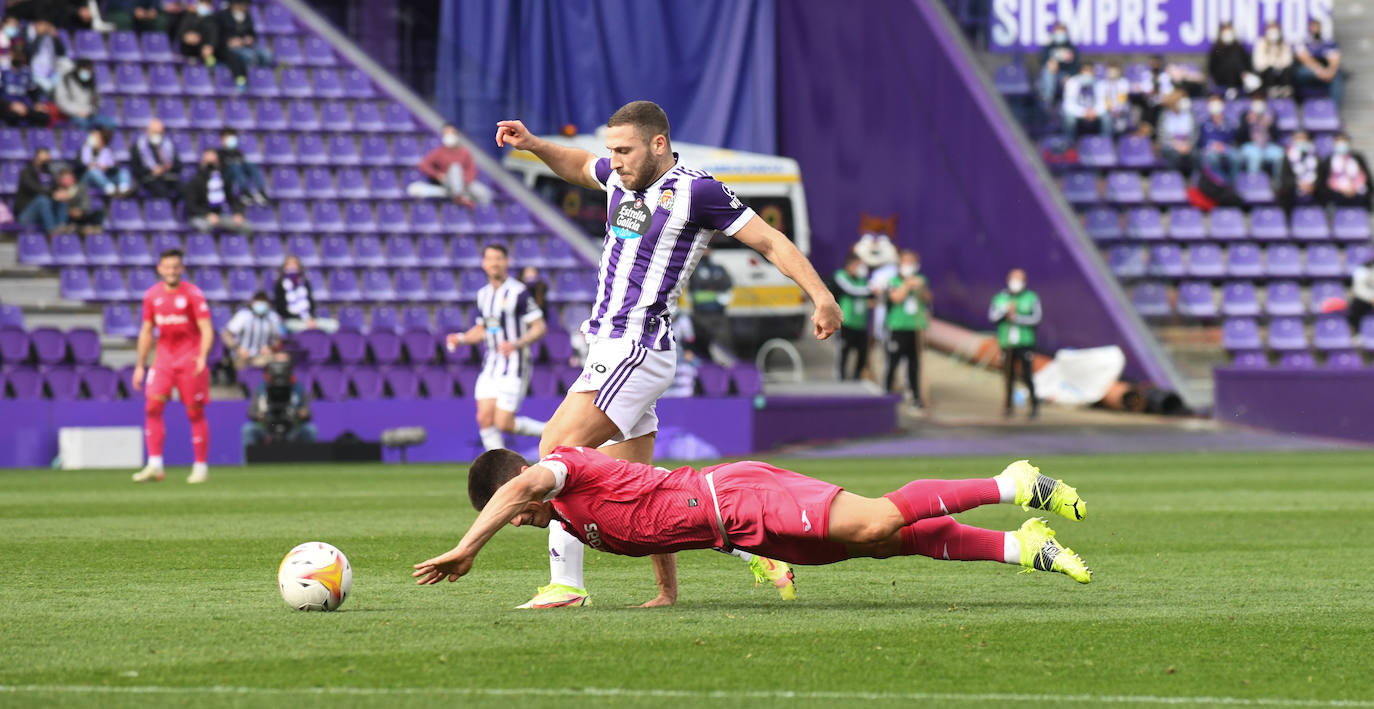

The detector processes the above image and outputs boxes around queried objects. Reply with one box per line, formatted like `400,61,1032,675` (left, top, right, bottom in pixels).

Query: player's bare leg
133,394,168,482
492,407,545,443
476,398,503,451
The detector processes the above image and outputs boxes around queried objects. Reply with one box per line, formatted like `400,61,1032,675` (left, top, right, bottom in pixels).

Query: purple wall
1214,369,1374,444
776,0,1170,385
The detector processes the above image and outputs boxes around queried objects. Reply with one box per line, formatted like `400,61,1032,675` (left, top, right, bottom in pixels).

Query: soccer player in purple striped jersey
445,243,548,452
495,101,843,608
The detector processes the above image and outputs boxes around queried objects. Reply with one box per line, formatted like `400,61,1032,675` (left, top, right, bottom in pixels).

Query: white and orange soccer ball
277,542,352,611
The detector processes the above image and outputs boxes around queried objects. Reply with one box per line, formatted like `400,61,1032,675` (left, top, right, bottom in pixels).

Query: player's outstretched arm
731,216,843,340
131,321,155,391
494,119,600,191
413,465,559,585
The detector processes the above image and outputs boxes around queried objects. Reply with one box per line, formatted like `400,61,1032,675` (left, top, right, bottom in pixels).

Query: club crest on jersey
174,296,187,309
659,189,675,211
610,197,653,240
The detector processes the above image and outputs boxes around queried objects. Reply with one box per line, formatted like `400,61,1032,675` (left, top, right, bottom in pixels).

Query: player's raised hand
131,365,145,391
495,120,537,150
813,300,843,340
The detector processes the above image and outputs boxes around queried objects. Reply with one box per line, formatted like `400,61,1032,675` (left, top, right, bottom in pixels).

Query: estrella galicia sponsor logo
583,522,603,549
610,197,652,240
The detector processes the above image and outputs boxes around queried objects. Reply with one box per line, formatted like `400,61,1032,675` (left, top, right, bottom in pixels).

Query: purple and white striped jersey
475,277,543,377
584,154,756,350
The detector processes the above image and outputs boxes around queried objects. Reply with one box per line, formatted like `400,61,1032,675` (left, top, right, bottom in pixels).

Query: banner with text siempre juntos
989,0,1334,53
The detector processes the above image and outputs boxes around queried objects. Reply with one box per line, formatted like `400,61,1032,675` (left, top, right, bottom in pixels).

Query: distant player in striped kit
446,243,548,452
494,101,843,608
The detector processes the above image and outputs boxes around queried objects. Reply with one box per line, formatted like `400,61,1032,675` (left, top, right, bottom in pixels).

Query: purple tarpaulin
1213,368,1374,445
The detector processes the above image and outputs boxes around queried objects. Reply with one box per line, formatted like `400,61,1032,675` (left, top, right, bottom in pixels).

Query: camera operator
241,356,317,448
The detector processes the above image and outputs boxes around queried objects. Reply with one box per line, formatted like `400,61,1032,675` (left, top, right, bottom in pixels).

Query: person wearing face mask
131,118,182,201
1294,19,1343,108
0,17,25,72
1279,130,1319,213
14,148,68,234
1251,21,1294,96
55,59,116,131
1061,63,1109,139
18,20,70,98
1317,134,1372,211
1207,22,1256,100
78,129,132,197
218,128,268,206
1195,94,1237,181
519,266,549,315
1157,91,1197,174
1100,62,1131,135
218,0,271,68
185,148,249,232
1036,22,1080,109
0,65,54,127
1237,96,1284,183
177,0,247,86
273,255,339,333
222,290,283,372
1347,258,1374,338
884,250,931,414
103,0,167,34
989,269,1041,420
407,123,494,206
53,166,104,232
832,253,873,381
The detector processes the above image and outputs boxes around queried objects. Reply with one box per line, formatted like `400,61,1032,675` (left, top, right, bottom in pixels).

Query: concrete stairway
1333,3,1374,152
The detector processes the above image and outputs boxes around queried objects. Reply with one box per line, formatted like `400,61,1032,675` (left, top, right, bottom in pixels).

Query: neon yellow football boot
999,459,1086,521
515,583,590,609
748,555,796,601
1013,517,1091,584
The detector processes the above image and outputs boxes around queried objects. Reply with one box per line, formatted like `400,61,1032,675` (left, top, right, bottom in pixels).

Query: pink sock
899,517,1006,562
145,399,166,457
883,478,1001,524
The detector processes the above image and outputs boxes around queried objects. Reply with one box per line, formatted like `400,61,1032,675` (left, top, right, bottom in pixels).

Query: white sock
993,473,1017,504
512,416,546,437
548,521,586,590
479,426,504,451
148,455,164,469
727,549,754,562
1003,533,1020,565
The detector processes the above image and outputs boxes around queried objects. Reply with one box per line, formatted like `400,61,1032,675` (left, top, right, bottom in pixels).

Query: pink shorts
145,356,210,406
707,461,849,566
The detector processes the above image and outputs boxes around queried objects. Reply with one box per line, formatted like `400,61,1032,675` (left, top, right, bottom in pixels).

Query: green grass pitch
3,451,1373,708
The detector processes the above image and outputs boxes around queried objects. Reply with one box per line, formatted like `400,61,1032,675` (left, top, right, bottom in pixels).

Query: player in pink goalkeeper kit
414,447,1094,592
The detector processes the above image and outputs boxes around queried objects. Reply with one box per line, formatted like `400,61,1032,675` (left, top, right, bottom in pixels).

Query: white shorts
568,334,676,443
474,370,529,412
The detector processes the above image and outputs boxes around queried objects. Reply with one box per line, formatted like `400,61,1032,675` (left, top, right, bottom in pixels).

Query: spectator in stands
55,59,116,131
1061,63,1108,139
14,147,66,234
832,253,871,381
1295,18,1343,108
1279,130,1319,213
56,0,99,31
1196,94,1237,181
0,16,26,70
217,128,268,206
1237,96,1283,182
177,0,247,87
21,20,71,97
1101,62,1131,135
104,0,166,34
161,1,187,41
989,268,1041,419
273,255,340,333
1157,91,1197,174
520,265,548,314
53,165,103,232
1,66,53,126
407,123,494,206
1207,22,1256,99
1348,259,1374,338
218,0,271,68
1036,22,1079,108
884,249,931,414
242,358,317,448
1252,20,1295,97
687,247,733,363
78,128,132,197
1317,133,1371,211
185,148,249,232
222,291,283,372
131,118,181,201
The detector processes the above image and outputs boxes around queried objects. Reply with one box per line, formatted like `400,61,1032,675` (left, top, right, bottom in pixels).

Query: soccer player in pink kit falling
414,447,1092,595
131,249,215,484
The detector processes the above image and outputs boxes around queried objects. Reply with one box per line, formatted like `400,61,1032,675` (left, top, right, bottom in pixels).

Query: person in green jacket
988,268,1042,418
884,249,932,410
832,253,872,380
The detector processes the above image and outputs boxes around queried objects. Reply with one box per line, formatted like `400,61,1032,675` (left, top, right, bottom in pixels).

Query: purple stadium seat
109,132,131,162
0,127,26,160
697,364,731,396
261,4,296,34
261,134,298,168
67,328,101,365
74,30,107,60
410,202,442,234
419,366,453,397
83,366,120,401
0,162,21,192
115,63,149,95
292,133,326,167
354,102,385,132
1270,98,1298,131
1125,207,1165,240
1359,317,1374,353
1326,351,1363,369
0,304,23,330
1167,207,1206,241
29,327,66,365
528,368,558,397
269,167,303,199
156,97,190,130
334,168,367,199
321,134,359,167
109,30,141,62
17,232,53,266
1147,244,1185,278
1176,281,1217,319
246,66,279,98
293,329,332,364
367,168,402,199
320,101,352,133
1265,244,1303,278
1104,171,1143,204
219,234,253,267
185,233,220,265
121,96,153,128
312,69,345,100
392,135,424,164
320,235,352,268
1131,281,1171,317
303,167,336,199
284,236,320,267
278,200,311,232
381,104,415,132
286,99,319,131
301,35,336,66
1267,317,1307,351
361,268,396,301
358,134,389,166
109,200,143,231
91,267,129,301
193,268,227,300
139,199,176,232
1235,173,1274,204
512,236,544,267
343,201,379,233
1222,318,1262,352
8,368,43,399
103,304,139,338
1300,99,1339,132
1186,243,1225,278
1264,281,1304,316
271,36,304,64
543,330,573,362
369,330,402,364
328,270,362,302
278,68,310,99
448,235,482,267
209,304,232,329
140,31,175,62
440,203,477,234
435,305,466,335
1346,245,1373,270
472,203,503,233
183,64,215,97
59,129,86,160
350,235,383,268
459,270,487,300
1208,207,1246,241
1277,351,1316,369
402,330,437,364
401,306,432,332
351,367,386,399
28,128,57,155
428,269,459,301
1290,206,1330,241
993,63,1030,95
226,267,258,301
503,203,539,233
213,97,250,130
394,269,426,300
1148,171,1188,205
313,366,349,401
251,235,285,268
1117,135,1155,168
60,268,95,301
343,69,375,99
451,365,481,396
1331,208,1371,243
0,329,30,364
126,268,157,300
333,330,367,365
1076,136,1117,168
731,363,763,397
1249,207,1288,241
1305,244,1343,278
383,368,420,399
552,270,594,302
1313,316,1352,351
545,238,580,268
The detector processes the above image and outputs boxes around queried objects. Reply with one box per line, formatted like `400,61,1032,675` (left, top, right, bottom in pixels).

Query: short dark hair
468,449,526,510
251,290,269,302
607,100,671,143
483,243,508,257
158,248,184,263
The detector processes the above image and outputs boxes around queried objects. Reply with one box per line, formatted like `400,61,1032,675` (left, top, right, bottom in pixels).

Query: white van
503,131,812,346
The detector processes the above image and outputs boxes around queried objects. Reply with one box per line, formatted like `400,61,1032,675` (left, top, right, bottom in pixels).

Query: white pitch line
1,685,1372,706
